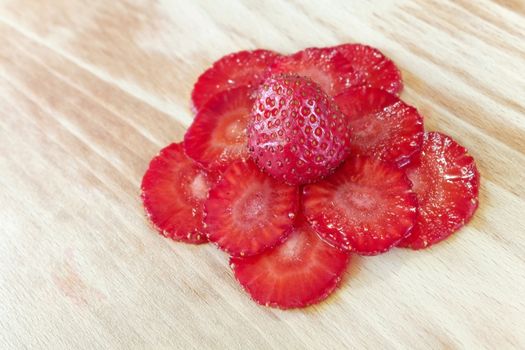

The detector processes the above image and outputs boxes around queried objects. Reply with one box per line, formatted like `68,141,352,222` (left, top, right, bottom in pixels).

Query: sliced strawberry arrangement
230,215,350,309
184,86,253,171
398,132,480,249
191,49,280,112
248,74,350,185
269,47,361,96
141,143,216,244
334,87,423,168
303,156,417,254
204,160,299,257
333,43,403,95
140,43,482,310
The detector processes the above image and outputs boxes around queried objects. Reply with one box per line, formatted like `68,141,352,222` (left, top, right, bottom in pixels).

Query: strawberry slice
204,160,299,256
230,215,350,309
334,87,424,168
398,132,480,249
333,43,403,95
191,49,280,112
184,86,253,171
303,156,417,255
141,143,217,244
269,47,361,96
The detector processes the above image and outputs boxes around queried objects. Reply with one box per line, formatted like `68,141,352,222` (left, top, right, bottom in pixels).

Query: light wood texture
0,1,524,349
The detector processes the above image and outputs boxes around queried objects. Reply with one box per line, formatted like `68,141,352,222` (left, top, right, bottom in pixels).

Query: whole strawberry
248,74,350,185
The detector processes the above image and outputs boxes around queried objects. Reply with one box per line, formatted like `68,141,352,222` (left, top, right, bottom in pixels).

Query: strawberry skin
141,143,217,244
333,44,403,95
269,47,361,96
191,49,279,112
398,132,480,249
303,156,417,255
248,74,351,185
184,86,253,172
230,215,350,309
334,87,424,168
204,160,299,257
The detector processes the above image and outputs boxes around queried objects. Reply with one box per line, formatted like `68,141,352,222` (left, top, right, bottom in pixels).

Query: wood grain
0,1,524,349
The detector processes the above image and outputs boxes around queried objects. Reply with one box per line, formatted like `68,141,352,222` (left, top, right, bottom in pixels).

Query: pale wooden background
0,0,524,349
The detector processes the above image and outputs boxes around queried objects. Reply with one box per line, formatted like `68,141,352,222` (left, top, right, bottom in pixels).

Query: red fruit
141,143,217,244
270,47,360,96
398,132,480,249
230,215,350,309
303,156,417,254
184,86,253,171
248,74,351,185
334,87,424,168
333,43,403,95
204,160,299,256
191,49,280,112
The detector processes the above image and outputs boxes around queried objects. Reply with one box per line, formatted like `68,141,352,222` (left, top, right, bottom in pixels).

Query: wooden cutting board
0,1,524,348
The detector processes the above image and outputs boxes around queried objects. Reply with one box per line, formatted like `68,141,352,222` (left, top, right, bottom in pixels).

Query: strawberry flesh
333,43,403,95
191,49,279,112
184,86,253,172
204,160,299,256
248,74,351,185
303,156,417,254
141,143,216,244
398,132,480,249
270,47,361,96
335,87,423,168
230,215,350,309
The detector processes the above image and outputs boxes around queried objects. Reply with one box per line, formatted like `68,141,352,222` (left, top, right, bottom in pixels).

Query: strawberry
334,87,424,168
303,156,417,255
141,143,217,244
191,49,280,112
333,43,403,95
269,47,361,96
398,132,480,249
204,160,299,257
248,74,351,185
184,86,253,172
230,215,350,309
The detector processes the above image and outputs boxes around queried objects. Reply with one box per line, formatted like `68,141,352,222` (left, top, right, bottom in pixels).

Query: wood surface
0,0,524,349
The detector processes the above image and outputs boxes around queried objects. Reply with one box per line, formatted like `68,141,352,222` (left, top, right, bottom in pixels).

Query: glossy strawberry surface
248,74,351,185
398,132,480,249
304,156,417,254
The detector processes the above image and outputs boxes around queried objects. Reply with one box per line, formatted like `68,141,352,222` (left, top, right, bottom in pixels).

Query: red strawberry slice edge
141,143,216,244
230,215,350,309
204,160,299,256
